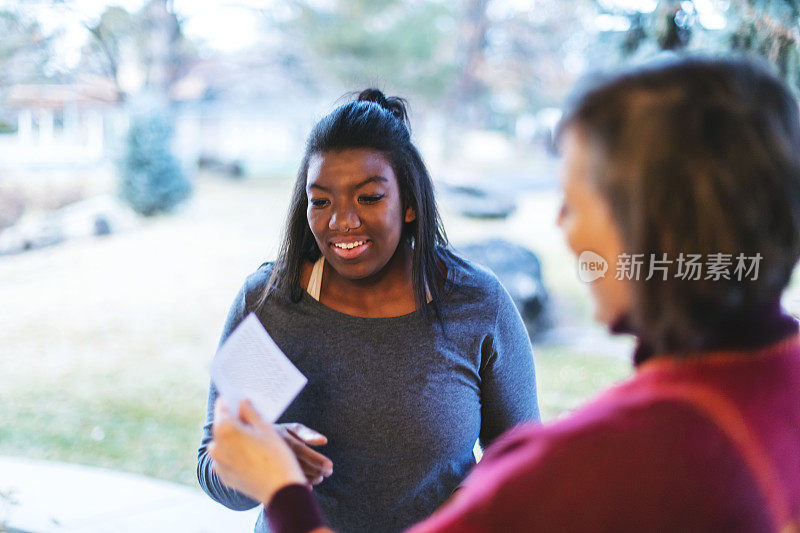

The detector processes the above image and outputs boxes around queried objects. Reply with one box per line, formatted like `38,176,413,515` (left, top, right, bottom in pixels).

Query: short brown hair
557,56,800,355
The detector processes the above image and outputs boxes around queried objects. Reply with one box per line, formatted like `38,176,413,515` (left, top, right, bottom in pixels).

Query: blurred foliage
80,0,197,99
654,0,693,50
79,5,133,97
0,9,55,88
0,1,797,129
613,0,800,94
286,0,459,101
728,0,800,94
278,0,592,129
608,1,699,59
0,120,17,134
120,108,191,216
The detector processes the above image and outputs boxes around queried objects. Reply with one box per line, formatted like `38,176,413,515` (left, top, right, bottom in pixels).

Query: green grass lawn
0,376,205,485
0,345,632,486
0,172,633,486
535,345,631,420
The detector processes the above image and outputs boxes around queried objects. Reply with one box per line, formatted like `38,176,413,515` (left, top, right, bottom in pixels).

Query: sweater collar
610,303,799,366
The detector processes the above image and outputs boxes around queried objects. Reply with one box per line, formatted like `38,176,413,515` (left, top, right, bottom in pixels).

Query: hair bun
358,88,389,108
357,88,410,129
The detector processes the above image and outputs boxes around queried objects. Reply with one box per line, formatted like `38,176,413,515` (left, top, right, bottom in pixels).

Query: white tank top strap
306,255,325,301
306,254,433,305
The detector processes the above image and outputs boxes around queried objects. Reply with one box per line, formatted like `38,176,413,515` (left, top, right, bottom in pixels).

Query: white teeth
334,241,365,250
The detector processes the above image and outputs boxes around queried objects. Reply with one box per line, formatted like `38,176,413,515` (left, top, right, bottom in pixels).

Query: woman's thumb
238,399,267,428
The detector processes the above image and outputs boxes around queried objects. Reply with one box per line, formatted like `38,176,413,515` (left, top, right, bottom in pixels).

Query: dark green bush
120,111,191,216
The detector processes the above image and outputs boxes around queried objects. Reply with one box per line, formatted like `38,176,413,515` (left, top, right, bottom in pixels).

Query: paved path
0,457,260,533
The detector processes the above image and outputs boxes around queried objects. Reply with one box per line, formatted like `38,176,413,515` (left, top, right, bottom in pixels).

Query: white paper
210,312,307,422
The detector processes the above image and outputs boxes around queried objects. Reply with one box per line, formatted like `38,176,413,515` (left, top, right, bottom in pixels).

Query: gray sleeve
196,283,261,511
478,283,541,449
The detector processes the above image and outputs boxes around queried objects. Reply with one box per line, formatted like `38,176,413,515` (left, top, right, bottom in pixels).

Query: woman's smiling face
306,148,416,281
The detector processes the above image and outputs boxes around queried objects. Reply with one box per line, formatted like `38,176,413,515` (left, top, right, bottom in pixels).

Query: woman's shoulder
460,387,730,528
243,262,274,289
472,374,680,477
441,247,510,303
235,262,278,307
238,260,317,310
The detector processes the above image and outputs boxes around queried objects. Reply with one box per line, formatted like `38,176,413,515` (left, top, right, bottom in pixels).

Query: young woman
205,57,800,532
196,89,540,532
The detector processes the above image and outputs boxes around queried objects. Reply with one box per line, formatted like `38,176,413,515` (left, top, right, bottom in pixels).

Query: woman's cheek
563,222,581,257
307,212,325,234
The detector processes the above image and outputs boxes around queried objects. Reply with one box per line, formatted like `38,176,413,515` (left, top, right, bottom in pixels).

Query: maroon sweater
270,317,800,532
408,334,800,532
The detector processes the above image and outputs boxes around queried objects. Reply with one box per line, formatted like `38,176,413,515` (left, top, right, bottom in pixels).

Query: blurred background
1,0,800,529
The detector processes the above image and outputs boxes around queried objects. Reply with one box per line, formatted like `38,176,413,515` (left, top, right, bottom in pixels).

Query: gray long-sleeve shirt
197,250,540,532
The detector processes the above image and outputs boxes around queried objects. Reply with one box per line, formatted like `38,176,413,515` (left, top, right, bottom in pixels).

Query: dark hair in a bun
262,88,448,323
356,88,410,129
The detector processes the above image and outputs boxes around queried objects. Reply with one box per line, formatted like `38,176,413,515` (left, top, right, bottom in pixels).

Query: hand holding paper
210,398,307,505
209,313,332,485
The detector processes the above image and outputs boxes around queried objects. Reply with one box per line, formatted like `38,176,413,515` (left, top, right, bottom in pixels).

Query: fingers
209,399,310,503
265,421,333,485
236,402,328,452
289,440,333,474
299,460,325,484
212,400,240,444
277,427,333,479
238,399,268,429
214,398,233,423
286,423,328,446
296,452,332,480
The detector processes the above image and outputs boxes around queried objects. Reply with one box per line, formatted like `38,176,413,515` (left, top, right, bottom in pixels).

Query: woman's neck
611,301,799,365
319,242,417,317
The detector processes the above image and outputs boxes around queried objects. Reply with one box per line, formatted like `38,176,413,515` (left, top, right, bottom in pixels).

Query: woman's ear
404,206,417,223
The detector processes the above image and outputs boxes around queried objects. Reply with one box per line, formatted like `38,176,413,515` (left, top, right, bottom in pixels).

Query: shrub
120,111,191,216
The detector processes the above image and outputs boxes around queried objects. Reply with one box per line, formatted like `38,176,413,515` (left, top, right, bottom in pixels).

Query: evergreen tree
120,109,191,216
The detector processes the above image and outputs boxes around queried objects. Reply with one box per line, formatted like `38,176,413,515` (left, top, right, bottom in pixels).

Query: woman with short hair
206,57,800,532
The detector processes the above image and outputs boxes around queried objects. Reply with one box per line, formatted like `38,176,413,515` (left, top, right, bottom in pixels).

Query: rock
0,216,64,255
0,195,139,256
441,184,517,219
457,239,551,336
197,155,244,178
